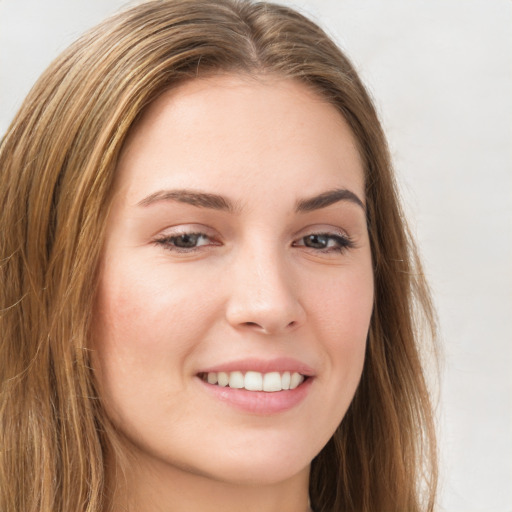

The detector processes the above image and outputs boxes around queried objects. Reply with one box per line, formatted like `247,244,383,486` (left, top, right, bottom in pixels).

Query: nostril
239,319,298,334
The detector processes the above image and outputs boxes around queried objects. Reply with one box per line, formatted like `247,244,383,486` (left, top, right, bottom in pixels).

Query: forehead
115,74,365,206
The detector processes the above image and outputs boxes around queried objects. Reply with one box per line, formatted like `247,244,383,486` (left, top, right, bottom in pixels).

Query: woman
0,1,438,511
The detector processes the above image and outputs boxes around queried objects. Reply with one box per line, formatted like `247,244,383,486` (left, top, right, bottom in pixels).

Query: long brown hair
0,1,438,510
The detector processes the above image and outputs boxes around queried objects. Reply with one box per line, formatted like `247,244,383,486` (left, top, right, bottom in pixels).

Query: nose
225,243,306,335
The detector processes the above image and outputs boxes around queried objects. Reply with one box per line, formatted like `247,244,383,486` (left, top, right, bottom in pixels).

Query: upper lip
197,357,315,377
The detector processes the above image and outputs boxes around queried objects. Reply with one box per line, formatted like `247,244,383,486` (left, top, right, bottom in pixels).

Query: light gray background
1,1,510,510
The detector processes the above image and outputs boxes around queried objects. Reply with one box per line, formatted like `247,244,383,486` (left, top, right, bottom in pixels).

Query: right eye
153,231,214,253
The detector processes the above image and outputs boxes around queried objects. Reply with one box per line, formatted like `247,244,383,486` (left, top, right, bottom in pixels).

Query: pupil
176,234,198,248
306,234,327,248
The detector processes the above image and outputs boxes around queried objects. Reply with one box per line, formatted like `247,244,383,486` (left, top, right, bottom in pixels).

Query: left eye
294,233,353,252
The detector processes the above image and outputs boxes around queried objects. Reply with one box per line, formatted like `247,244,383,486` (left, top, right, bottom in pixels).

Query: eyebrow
295,188,365,212
137,187,365,213
137,189,237,212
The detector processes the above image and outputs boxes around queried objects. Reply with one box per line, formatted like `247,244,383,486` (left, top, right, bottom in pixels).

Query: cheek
91,264,210,409
308,263,373,401
291,265,372,454
91,276,193,433
94,260,212,354
313,263,374,343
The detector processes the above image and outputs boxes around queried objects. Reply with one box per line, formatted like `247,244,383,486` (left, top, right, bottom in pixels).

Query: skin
93,74,374,512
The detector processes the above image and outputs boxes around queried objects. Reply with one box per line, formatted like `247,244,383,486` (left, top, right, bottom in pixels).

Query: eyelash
153,230,355,254
153,232,214,253
293,233,355,253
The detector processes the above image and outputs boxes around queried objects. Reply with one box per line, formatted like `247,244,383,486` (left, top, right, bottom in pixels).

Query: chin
192,434,318,486
203,457,311,487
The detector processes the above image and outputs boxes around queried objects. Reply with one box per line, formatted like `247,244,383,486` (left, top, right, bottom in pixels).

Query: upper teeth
204,371,305,392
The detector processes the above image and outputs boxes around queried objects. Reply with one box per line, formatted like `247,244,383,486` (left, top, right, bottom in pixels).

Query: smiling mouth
198,371,307,392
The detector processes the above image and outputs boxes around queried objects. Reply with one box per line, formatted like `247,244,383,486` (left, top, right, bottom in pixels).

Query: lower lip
198,377,313,415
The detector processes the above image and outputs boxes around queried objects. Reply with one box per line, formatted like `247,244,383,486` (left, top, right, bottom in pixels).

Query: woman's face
93,75,374,486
